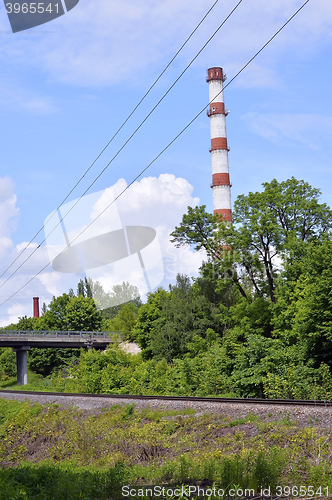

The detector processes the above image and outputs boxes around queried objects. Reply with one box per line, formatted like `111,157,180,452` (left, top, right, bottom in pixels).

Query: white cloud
5,303,29,326
0,174,204,324
37,272,62,297
115,173,199,220
0,176,19,254
0,242,57,326
1,0,331,88
242,112,332,149
15,241,39,252
45,173,203,304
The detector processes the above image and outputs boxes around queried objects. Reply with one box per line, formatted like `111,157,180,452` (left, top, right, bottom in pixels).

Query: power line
0,0,243,290
0,0,310,308
0,0,220,281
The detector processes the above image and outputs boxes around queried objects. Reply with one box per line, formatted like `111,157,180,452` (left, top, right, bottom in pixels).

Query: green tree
170,206,251,300
132,275,223,362
28,348,80,377
65,296,102,332
0,348,16,378
231,177,332,302
171,178,332,303
131,288,169,358
274,238,332,368
26,294,102,376
16,316,39,330
38,294,71,330
150,275,196,361
103,302,139,339
87,280,142,319
77,277,93,298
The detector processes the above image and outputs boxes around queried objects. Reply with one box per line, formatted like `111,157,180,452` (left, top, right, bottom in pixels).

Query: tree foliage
7,177,332,400
0,348,16,378
7,291,104,377
132,274,225,361
171,177,332,303
103,302,139,339
274,238,332,368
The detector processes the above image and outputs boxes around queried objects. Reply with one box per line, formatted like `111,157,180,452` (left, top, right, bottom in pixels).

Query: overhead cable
0,0,243,289
0,0,220,280
0,0,310,307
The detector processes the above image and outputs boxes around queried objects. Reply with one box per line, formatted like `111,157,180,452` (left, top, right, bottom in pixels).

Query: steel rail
0,390,331,407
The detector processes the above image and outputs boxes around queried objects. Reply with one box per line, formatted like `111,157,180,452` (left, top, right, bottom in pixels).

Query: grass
228,412,259,427
0,370,58,392
0,398,331,498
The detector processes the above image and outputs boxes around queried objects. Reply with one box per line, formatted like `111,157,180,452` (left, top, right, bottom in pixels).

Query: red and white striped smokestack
33,297,39,318
206,67,232,221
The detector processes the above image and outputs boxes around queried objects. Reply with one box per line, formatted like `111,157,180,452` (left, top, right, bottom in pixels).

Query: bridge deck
0,331,118,349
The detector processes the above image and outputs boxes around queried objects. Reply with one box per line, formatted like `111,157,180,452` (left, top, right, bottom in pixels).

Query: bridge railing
0,331,123,341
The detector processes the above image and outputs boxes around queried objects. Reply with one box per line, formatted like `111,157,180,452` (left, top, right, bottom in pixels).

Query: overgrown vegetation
0,398,331,499
2,178,332,400
46,343,332,400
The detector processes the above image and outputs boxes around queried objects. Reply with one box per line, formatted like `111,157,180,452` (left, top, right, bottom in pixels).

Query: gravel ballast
1,391,332,428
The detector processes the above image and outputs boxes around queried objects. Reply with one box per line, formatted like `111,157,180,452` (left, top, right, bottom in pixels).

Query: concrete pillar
13,347,30,385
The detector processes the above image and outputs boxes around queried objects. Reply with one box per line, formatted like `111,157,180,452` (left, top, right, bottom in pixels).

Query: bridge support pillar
13,347,30,385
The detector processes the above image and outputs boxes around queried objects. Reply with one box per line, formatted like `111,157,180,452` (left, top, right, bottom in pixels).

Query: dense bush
0,463,129,500
28,348,81,377
51,341,332,400
0,348,16,379
5,178,332,399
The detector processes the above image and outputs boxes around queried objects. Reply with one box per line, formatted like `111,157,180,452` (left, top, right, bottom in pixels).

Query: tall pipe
33,297,39,318
206,67,232,221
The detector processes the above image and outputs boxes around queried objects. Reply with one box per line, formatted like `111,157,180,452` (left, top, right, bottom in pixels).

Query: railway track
1,389,332,407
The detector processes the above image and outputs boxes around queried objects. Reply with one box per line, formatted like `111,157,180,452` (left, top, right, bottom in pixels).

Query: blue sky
0,0,331,324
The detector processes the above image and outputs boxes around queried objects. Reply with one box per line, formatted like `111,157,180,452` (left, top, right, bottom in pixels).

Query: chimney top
33,297,39,318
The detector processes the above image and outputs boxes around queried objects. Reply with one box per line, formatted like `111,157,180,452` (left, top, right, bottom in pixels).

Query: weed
123,404,135,419
228,413,259,427
0,398,331,499
279,412,295,426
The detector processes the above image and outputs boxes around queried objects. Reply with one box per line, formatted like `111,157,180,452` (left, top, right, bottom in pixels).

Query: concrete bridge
0,330,117,386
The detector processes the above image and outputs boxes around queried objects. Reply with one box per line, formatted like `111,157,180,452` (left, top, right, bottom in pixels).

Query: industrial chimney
206,67,232,220
33,297,39,318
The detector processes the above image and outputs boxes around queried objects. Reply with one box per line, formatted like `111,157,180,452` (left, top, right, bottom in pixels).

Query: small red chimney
33,297,39,318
